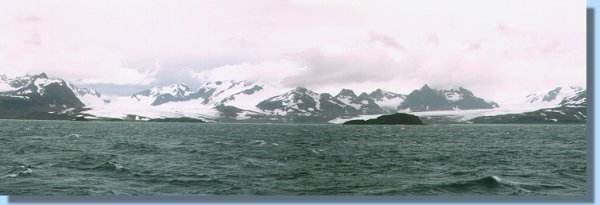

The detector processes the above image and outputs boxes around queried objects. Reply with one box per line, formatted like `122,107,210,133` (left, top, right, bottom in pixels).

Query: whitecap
310,148,325,154
250,140,267,146
21,168,33,175
3,174,18,178
65,133,81,138
2,166,32,178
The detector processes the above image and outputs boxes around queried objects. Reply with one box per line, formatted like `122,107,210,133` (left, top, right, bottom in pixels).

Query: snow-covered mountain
255,87,385,121
200,80,286,112
257,87,322,116
0,73,85,118
81,80,289,121
132,83,195,106
334,89,384,114
399,85,498,112
0,73,81,103
368,89,406,112
0,72,587,124
470,88,587,124
0,73,109,111
128,81,283,109
560,89,586,108
417,86,588,124
525,86,584,107
68,84,111,108
256,87,396,117
0,74,505,122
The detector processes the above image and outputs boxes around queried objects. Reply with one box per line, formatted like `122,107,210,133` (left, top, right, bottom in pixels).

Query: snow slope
525,86,583,107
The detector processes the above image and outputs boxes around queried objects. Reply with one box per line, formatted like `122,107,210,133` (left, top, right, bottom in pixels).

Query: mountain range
470,86,587,123
0,73,587,123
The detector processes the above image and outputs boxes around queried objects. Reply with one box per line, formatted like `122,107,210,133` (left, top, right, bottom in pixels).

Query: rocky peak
336,88,357,98
31,72,49,79
369,88,385,97
400,85,497,111
293,87,309,93
357,92,371,99
74,87,102,98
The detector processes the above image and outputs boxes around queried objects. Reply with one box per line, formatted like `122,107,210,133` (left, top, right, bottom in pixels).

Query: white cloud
0,3,157,85
282,47,415,88
0,42,156,85
191,60,306,84
0,0,585,103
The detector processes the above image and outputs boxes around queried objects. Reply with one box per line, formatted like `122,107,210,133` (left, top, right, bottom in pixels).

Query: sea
0,120,587,196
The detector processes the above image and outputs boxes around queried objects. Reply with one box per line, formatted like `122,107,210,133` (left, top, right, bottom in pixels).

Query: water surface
0,120,587,196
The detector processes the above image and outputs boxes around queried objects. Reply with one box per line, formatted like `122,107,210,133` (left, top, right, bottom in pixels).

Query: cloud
282,47,414,88
0,0,585,103
369,32,405,51
0,41,156,85
0,10,156,85
278,19,584,102
191,60,306,85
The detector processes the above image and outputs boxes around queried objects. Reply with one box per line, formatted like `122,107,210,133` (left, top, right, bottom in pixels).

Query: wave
406,175,566,195
14,144,77,154
137,173,224,188
109,141,160,154
57,153,129,173
445,175,506,189
2,166,33,178
87,161,130,173
250,140,267,146
165,178,224,187
310,148,326,154
63,133,85,139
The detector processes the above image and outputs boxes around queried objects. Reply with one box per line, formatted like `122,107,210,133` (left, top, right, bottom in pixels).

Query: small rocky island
147,117,206,123
343,113,424,125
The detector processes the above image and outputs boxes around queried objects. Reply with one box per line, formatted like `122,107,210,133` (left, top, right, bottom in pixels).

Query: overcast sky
0,0,586,103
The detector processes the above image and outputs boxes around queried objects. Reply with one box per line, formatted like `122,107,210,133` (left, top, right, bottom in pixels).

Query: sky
0,0,586,104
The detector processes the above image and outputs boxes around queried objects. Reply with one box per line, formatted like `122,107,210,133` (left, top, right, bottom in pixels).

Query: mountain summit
399,85,498,112
0,73,84,118
132,83,195,105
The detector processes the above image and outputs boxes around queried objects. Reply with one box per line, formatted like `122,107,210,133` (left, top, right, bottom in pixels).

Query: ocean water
0,120,587,196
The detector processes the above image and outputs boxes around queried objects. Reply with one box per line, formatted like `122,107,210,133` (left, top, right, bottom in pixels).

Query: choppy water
0,120,587,196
